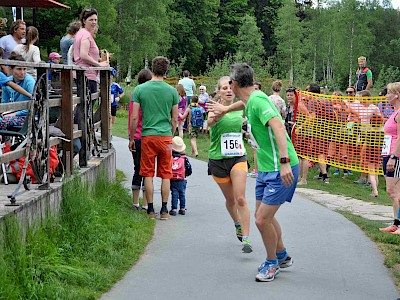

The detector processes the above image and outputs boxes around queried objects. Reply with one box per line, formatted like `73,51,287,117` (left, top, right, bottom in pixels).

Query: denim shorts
255,164,299,205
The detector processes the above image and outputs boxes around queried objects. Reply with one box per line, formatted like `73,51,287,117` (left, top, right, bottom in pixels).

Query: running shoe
379,224,398,233
313,174,323,180
169,209,177,216
278,255,293,269
147,209,156,219
354,178,367,184
178,208,186,215
347,170,353,175
256,263,280,282
242,239,253,253
160,208,169,220
323,178,330,184
235,224,243,242
333,169,340,176
131,205,140,211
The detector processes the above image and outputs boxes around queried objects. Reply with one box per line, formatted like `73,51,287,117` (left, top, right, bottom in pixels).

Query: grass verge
340,211,400,289
0,172,154,299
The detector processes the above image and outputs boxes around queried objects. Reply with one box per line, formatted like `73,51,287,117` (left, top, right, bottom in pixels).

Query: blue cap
111,68,117,77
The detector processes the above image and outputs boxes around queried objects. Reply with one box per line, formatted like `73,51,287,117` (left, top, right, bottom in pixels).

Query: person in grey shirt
60,21,80,64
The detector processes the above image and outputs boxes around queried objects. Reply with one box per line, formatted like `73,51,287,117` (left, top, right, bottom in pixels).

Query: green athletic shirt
366,69,372,79
132,80,179,136
245,90,299,172
208,110,246,160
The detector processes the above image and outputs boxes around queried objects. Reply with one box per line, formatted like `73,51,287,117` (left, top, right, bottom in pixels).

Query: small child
110,68,125,126
170,136,192,216
179,95,204,157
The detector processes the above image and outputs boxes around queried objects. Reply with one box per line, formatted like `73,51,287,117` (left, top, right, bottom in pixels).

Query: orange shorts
140,135,173,179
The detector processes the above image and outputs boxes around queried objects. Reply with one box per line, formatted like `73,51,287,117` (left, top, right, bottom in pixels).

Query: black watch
280,157,291,164
390,154,398,159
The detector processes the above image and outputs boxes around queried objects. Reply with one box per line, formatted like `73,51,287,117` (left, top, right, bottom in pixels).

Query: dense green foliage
3,0,400,89
0,173,154,299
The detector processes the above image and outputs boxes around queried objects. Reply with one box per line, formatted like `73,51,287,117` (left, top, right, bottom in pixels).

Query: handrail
0,64,111,203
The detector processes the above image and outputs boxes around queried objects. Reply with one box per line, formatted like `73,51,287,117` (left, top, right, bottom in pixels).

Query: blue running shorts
255,164,299,205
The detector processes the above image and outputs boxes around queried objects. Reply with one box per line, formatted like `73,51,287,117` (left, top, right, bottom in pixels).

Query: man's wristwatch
390,154,398,160
280,157,291,164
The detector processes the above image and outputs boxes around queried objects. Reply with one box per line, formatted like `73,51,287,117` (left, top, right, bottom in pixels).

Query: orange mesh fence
291,90,392,175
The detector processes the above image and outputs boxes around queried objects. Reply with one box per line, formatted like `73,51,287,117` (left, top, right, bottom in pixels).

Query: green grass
0,171,154,299
340,211,400,289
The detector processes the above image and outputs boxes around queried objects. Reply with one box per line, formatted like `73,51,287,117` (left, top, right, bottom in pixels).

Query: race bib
221,133,245,156
381,135,392,156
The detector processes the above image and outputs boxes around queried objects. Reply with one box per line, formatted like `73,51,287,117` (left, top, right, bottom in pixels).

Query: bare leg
191,138,198,156
132,189,140,206
368,173,378,197
144,177,154,204
178,121,184,138
255,203,281,260
230,168,250,236
161,178,170,204
217,181,240,225
386,177,400,218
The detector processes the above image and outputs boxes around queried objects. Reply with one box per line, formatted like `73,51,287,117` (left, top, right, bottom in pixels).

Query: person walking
129,56,179,220
207,76,253,254
178,70,196,105
129,69,152,212
208,64,299,282
379,82,400,234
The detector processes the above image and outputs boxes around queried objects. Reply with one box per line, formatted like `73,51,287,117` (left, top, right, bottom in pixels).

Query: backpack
8,145,59,184
190,104,204,128
172,155,186,180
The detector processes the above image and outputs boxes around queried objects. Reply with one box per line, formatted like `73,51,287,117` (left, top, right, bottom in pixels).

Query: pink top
73,28,100,81
383,107,400,155
128,100,143,139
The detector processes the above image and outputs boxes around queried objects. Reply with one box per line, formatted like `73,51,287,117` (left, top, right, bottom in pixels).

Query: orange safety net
291,90,392,175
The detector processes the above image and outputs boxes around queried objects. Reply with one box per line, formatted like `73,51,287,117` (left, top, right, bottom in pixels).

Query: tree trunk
348,21,355,87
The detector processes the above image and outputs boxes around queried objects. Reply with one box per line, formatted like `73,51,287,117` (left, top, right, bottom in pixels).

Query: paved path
102,136,399,300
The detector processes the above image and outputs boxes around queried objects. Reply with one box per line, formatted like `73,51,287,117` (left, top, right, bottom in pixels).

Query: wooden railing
0,60,112,203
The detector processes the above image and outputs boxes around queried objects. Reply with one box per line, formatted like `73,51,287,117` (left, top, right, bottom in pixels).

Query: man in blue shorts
207,63,299,282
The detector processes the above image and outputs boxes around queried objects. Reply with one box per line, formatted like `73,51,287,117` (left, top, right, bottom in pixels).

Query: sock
322,173,328,180
319,172,323,177
394,219,400,226
234,222,240,227
276,248,287,260
162,202,167,209
133,203,139,208
148,203,154,212
141,205,148,210
266,259,278,266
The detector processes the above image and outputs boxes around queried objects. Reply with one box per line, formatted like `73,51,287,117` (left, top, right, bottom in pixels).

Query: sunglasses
286,87,296,92
346,91,354,94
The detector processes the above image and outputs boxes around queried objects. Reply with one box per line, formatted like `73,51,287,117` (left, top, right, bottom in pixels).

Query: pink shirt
383,107,400,156
73,28,99,81
128,100,143,139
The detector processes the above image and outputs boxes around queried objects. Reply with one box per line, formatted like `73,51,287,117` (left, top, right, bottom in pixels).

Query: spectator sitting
13,26,41,80
1,53,35,130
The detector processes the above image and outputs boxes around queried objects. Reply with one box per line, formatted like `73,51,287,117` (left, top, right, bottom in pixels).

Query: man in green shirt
208,63,299,282
129,56,179,220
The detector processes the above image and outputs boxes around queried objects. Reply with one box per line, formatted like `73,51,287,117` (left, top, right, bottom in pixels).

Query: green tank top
208,110,246,160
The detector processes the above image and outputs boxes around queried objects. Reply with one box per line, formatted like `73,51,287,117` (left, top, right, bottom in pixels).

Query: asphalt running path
102,136,399,300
